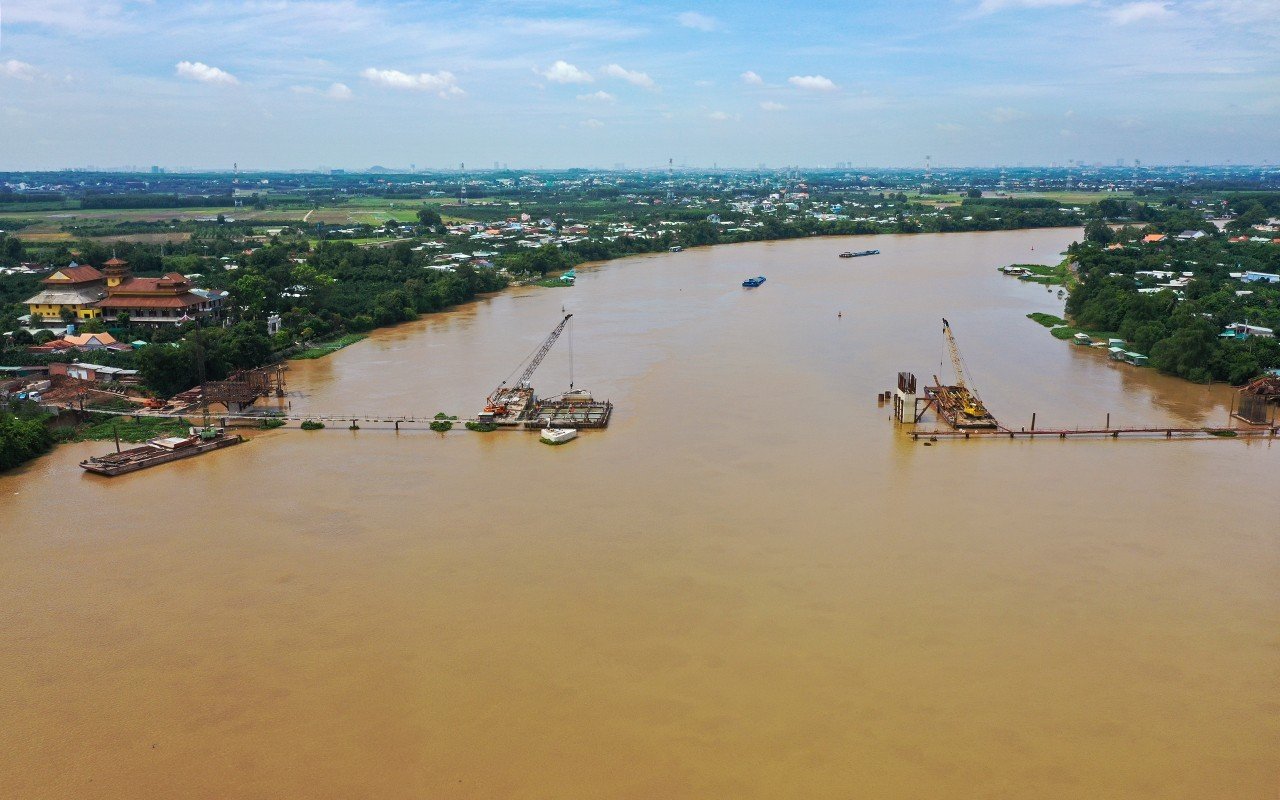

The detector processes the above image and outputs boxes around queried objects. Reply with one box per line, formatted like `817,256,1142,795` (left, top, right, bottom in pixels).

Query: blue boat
839,249,880,258
742,276,766,287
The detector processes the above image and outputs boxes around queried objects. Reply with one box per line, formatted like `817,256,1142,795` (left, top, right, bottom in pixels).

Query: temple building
24,263,108,323
95,258,220,324
25,257,227,327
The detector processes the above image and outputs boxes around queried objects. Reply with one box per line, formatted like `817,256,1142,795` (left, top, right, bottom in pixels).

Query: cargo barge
839,249,880,258
80,428,243,476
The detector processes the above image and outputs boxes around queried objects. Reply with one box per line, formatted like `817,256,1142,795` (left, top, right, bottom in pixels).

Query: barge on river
839,249,880,258
80,427,243,476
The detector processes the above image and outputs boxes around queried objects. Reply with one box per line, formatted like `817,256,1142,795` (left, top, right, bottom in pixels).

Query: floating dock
526,395,613,429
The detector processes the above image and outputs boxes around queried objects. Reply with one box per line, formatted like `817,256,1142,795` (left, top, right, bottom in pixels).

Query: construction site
479,313,613,430
891,318,1279,442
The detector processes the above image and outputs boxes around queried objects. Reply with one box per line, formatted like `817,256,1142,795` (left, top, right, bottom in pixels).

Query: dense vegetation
0,404,54,470
1065,229,1280,384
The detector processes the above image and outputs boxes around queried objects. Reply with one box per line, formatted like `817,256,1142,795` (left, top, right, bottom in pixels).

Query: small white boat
540,428,578,445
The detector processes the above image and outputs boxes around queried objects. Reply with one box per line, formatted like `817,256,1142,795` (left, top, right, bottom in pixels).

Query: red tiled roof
96,293,206,309
104,257,128,267
109,274,192,295
43,265,104,285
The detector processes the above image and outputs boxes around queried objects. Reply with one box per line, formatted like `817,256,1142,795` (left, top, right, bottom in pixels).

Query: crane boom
941,318,989,419
942,318,968,390
516,313,572,388
490,312,572,397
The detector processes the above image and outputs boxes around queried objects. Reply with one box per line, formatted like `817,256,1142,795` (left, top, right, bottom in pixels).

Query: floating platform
80,431,243,476
526,397,613,429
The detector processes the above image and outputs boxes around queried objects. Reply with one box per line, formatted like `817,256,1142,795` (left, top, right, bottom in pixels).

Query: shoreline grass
290,333,368,360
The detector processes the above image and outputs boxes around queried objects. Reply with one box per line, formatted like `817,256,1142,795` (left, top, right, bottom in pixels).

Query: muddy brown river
2,229,1276,798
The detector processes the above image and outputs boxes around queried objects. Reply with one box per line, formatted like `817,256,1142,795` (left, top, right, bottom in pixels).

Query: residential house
1221,323,1275,340
1241,271,1280,284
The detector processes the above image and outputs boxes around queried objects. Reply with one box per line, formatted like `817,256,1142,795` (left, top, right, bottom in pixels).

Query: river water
2,229,1276,799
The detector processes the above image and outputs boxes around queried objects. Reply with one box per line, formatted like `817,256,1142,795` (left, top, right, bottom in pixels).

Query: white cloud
582,118,605,128
708,110,730,120
741,71,764,85
990,106,1028,123
935,122,965,132
975,0,1085,13
539,60,593,84
677,11,719,31
175,61,238,86
0,0,132,35
1107,1,1174,24
327,82,353,100
361,68,463,98
1,60,40,81
788,75,838,91
602,64,655,89
577,90,616,102
760,101,786,111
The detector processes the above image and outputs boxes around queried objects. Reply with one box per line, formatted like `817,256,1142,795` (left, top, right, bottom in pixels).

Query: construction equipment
941,318,990,421
484,313,573,417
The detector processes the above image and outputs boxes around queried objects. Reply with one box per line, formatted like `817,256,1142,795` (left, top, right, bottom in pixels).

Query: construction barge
480,313,614,431
922,381,998,429
80,427,243,476
891,318,1277,443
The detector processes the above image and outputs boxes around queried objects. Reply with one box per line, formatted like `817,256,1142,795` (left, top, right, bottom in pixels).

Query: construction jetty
890,318,1278,443
479,313,613,430
80,426,243,476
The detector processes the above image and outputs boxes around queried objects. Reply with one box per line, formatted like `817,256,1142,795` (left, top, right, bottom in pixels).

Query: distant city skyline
1,0,1277,170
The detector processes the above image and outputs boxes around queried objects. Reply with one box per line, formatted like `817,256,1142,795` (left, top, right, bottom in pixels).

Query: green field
0,196,490,241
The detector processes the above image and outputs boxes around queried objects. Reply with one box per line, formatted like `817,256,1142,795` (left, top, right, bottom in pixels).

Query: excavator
484,313,572,417
941,318,990,421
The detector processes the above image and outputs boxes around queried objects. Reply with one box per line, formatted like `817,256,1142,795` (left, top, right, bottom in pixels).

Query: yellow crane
941,318,989,420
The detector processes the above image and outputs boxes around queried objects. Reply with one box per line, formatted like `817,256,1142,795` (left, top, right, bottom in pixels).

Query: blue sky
0,0,1276,169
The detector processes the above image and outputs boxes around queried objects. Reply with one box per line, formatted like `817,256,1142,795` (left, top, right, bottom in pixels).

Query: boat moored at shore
80,427,243,476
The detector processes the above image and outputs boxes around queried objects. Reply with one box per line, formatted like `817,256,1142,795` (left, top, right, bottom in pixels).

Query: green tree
416,206,443,229
1084,218,1113,245
137,344,198,397
218,322,273,370
1,235,23,264
0,411,54,472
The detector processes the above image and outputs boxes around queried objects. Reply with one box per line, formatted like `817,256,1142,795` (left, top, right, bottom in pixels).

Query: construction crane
941,318,989,420
484,313,572,416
